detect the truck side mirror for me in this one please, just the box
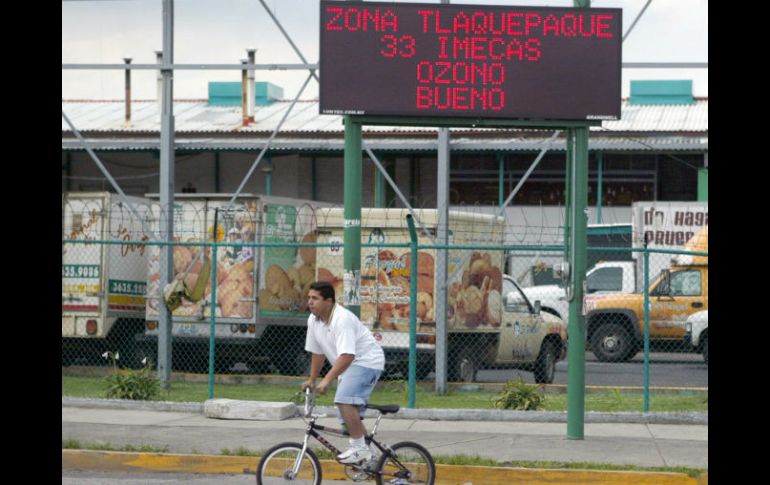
[533,300,542,315]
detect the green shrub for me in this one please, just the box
[102,351,160,401]
[493,375,544,410]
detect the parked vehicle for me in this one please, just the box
[519,260,637,321]
[314,208,567,383]
[142,194,329,374]
[62,192,154,367]
[684,310,708,364]
[584,226,708,362]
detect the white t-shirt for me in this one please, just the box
[305,304,385,371]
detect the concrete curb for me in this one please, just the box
[62,396,708,424]
[62,450,708,485]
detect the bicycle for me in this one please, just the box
[256,388,435,484]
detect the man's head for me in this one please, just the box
[307,281,335,319]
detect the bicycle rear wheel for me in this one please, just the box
[375,441,435,485]
[256,442,322,485]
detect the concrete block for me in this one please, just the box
[203,399,297,421]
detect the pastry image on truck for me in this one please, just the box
[62,192,154,367]
[142,194,328,374]
[314,208,567,383]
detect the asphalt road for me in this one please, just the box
[476,351,708,387]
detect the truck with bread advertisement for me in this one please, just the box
[314,208,567,383]
[142,194,328,374]
[62,192,154,367]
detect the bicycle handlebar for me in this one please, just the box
[303,387,316,418]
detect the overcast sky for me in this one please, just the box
[62,0,708,100]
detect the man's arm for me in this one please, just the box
[302,353,326,390]
[317,353,354,394]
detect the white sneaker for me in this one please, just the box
[337,445,372,464]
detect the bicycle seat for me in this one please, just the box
[366,403,400,414]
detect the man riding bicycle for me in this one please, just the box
[302,281,385,464]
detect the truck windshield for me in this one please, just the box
[586,267,623,293]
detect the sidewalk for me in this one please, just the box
[62,397,708,483]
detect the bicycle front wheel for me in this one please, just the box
[375,441,435,485]
[256,442,322,485]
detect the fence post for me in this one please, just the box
[406,214,418,409]
[208,209,219,399]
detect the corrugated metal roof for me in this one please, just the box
[62,98,707,135]
[61,135,706,152]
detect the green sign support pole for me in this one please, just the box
[566,126,589,440]
[343,116,362,317]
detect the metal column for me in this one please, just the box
[435,127,450,394]
[158,0,176,387]
[343,116,362,317]
[566,126,589,439]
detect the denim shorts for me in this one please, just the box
[334,364,382,416]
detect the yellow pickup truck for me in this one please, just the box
[584,226,708,362]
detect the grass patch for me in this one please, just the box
[62,439,168,453]
[62,375,707,413]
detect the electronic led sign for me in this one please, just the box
[320,1,622,120]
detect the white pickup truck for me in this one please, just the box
[518,261,636,321]
[684,310,708,364]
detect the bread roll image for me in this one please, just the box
[361,302,377,322]
[232,300,253,318]
[317,267,335,283]
[487,266,502,292]
[287,266,301,289]
[416,291,433,320]
[378,250,398,262]
[265,264,292,296]
[417,273,434,294]
[173,246,193,274]
[379,310,396,330]
[259,288,282,311]
[277,286,301,311]
[183,271,199,291]
[377,269,392,288]
[485,289,502,326]
[426,307,435,321]
[298,263,315,286]
[299,231,317,265]
[218,277,245,315]
[460,285,484,326]
[400,252,434,276]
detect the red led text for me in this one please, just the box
[325,6,398,31]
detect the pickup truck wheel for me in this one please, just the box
[449,347,478,382]
[533,341,557,384]
[591,323,634,362]
[702,334,708,364]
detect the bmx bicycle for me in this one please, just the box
[256,388,435,484]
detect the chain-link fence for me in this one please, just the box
[62,194,707,407]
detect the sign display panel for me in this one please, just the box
[320,1,622,120]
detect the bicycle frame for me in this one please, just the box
[293,410,389,478]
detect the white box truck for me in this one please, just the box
[142,194,329,374]
[314,208,567,383]
[62,192,154,367]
